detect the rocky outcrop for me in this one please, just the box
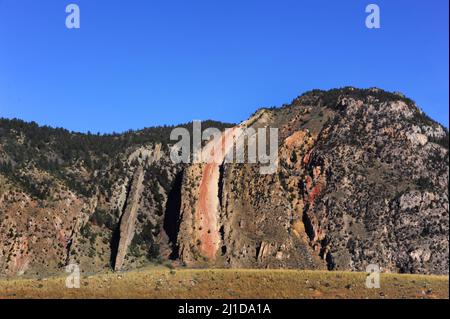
[113,143,171,271]
[177,115,274,265]
[176,112,326,269]
[175,88,449,274]
[0,88,448,276]
[114,166,145,271]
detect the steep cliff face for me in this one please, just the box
[176,88,449,274]
[294,94,449,274]
[177,116,268,265]
[113,144,165,271]
[0,132,181,276]
[114,166,145,271]
[176,105,328,269]
[0,88,448,276]
[0,119,232,276]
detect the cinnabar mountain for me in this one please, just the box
[0,87,448,277]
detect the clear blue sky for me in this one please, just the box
[0,0,448,133]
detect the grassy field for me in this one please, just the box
[0,267,448,299]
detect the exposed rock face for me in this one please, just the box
[0,88,448,276]
[0,138,182,276]
[177,119,262,264]
[293,94,449,274]
[176,88,449,274]
[113,145,165,271]
[177,109,329,270]
[114,166,145,271]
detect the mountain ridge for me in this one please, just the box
[0,87,448,277]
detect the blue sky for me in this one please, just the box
[0,0,448,132]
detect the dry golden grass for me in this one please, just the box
[0,267,448,299]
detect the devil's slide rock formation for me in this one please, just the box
[0,88,448,276]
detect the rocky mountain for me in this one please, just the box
[0,87,448,277]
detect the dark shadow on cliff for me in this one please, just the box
[163,171,183,259]
[109,222,121,269]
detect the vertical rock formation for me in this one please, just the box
[177,128,240,263]
[192,126,250,261]
[175,88,449,274]
[114,166,145,271]
[177,113,289,265]
[195,161,221,260]
[177,124,241,263]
